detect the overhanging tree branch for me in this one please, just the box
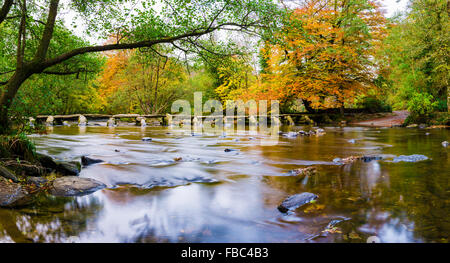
[41,69,96,75]
[41,22,261,70]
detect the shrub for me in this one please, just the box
[407,92,438,117]
[0,133,36,161]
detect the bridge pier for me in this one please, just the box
[78,115,87,126]
[249,115,258,126]
[165,114,173,126]
[46,116,54,126]
[285,115,295,126]
[107,117,116,127]
[28,117,35,127]
[272,116,281,126]
[136,117,146,127]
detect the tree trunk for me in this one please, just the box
[302,100,314,113]
[0,68,33,134]
[340,105,345,116]
[448,85,449,113]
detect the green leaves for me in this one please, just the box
[381,0,449,115]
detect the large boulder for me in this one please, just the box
[36,153,58,170]
[0,177,29,207]
[50,176,106,197]
[2,159,46,177]
[278,192,319,213]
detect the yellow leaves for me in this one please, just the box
[322,227,342,234]
[303,203,325,214]
[243,0,385,109]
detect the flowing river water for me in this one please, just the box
[0,124,448,243]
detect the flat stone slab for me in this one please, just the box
[0,177,29,207]
[50,176,106,197]
[278,192,319,213]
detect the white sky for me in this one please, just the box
[381,0,408,17]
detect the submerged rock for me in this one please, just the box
[333,155,383,165]
[278,192,318,213]
[282,132,298,138]
[288,166,317,177]
[361,156,383,162]
[0,166,19,183]
[315,128,326,135]
[392,154,429,163]
[56,161,81,176]
[81,156,104,166]
[50,176,106,197]
[0,177,29,207]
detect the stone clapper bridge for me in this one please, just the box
[29,113,327,127]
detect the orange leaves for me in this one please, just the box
[242,0,387,110]
[97,50,130,103]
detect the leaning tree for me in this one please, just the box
[0,0,281,133]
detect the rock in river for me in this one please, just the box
[81,156,104,166]
[50,176,106,197]
[56,161,81,176]
[278,192,319,213]
[0,177,29,207]
[288,166,317,177]
[36,153,58,170]
[392,154,429,163]
[333,155,383,164]
[224,148,238,152]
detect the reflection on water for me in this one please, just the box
[0,125,448,243]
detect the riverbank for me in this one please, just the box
[350,110,409,127]
[0,134,106,207]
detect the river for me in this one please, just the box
[0,125,448,243]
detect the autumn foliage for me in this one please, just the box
[238,0,387,111]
